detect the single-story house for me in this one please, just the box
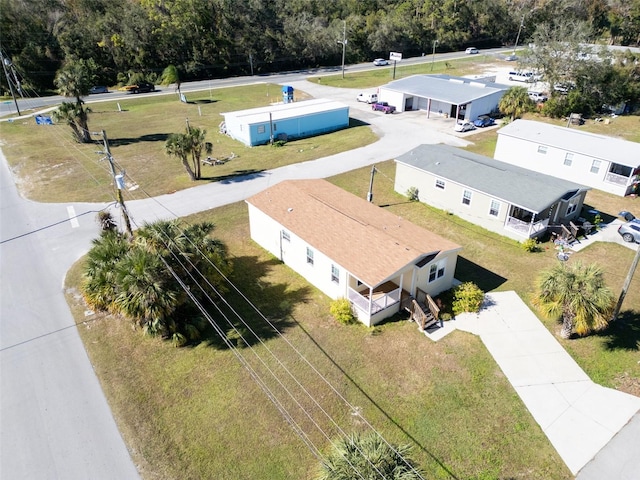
[377,74,509,121]
[220,98,349,147]
[246,179,462,327]
[394,144,590,241]
[494,119,640,197]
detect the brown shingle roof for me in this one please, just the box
[246,179,461,286]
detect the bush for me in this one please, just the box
[329,298,357,325]
[406,186,419,202]
[521,238,540,252]
[452,282,484,316]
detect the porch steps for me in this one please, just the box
[408,298,439,331]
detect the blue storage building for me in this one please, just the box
[220,98,349,147]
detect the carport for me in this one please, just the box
[377,74,509,122]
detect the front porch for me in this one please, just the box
[348,280,402,326]
[505,206,548,238]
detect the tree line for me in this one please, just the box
[1,0,640,92]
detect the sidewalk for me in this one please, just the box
[424,291,640,476]
[569,218,639,253]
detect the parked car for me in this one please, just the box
[371,102,396,114]
[89,85,108,94]
[617,214,640,243]
[528,91,548,103]
[465,47,479,54]
[373,58,389,66]
[508,71,537,83]
[454,121,476,132]
[473,115,495,128]
[119,82,156,94]
[553,83,573,95]
[356,92,378,104]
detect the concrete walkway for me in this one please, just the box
[425,291,640,476]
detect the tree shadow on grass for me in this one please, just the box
[454,256,507,292]
[109,133,171,147]
[201,255,311,349]
[594,310,640,351]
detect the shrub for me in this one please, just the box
[406,186,419,201]
[521,238,540,252]
[452,282,484,316]
[329,298,356,325]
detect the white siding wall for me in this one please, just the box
[223,115,251,146]
[416,253,458,297]
[378,90,405,112]
[395,163,526,240]
[247,204,349,300]
[494,134,625,196]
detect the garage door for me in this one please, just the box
[417,97,428,111]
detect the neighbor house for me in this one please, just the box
[377,74,509,121]
[395,145,590,241]
[494,119,640,197]
[220,98,349,147]
[246,179,462,327]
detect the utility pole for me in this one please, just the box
[431,40,439,71]
[1,52,20,116]
[367,165,376,202]
[338,20,347,79]
[96,130,134,238]
[513,14,525,57]
[611,244,640,321]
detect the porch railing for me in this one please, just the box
[505,216,548,236]
[348,286,401,315]
[605,171,630,187]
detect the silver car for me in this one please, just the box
[617,211,640,243]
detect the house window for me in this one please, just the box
[435,179,445,190]
[462,190,472,206]
[537,145,548,154]
[428,259,446,283]
[306,247,314,265]
[609,163,632,177]
[567,202,578,216]
[590,159,601,174]
[489,199,500,217]
[331,265,339,284]
[282,230,290,242]
[564,153,573,166]
[257,125,266,134]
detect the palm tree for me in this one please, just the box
[317,432,423,480]
[53,60,93,143]
[186,126,210,180]
[165,133,196,180]
[160,64,181,98]
[499,86,533,121]
[532,262,614,338]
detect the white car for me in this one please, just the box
[454,121,476,132]
[356,92,378,104]
[373,58,389,66]
[528,91,548,103]
[465,47,479,54]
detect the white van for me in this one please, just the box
[508,71,536,82]
[356,92,378,104]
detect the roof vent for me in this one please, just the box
[287,208,293,212]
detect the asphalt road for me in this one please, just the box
[0,47,515,117]
[0,154,139,479]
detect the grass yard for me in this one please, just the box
[65,158,639,480]
[0,85,376,202]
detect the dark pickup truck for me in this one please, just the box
[371,101,396,114]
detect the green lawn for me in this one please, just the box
[0,85,376,202]
[65,159,639,479]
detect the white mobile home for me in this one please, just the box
[395,145,590,241]
[246,179,462,327]
[377,74,509,121]
[221,98,349,147]
[494,120,640,197]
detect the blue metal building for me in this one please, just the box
[220,98,349,146]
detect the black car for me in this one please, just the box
[134,82,155,93]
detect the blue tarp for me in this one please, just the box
[35,115,53,125]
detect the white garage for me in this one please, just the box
[377,74,509,122]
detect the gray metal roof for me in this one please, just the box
[221,98,348,125]
[396,144,589,213]
[381,74,509,104]
[498,119,640,168]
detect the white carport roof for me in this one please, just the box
[380,74,509,104]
